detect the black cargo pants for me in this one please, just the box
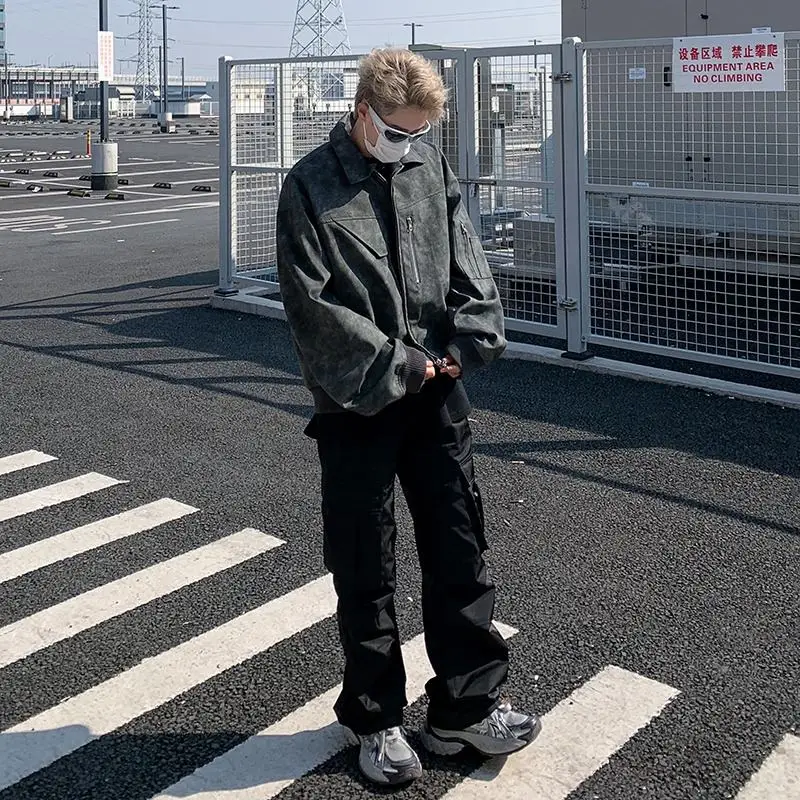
[305,378,509,735]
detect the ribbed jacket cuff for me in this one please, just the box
[401,345,429,393]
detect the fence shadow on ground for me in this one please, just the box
[0,272,798,537]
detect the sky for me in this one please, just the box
[7,0,562,78]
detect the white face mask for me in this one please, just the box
[364,130,412,163]
[363,104,429,163]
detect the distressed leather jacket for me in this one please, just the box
[276,116,506,416]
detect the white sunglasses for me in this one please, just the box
[367,104,431,144]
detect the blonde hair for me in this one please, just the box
[354,48,448,121]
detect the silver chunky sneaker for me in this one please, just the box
[345,725,423,785]
[420,702,542,756]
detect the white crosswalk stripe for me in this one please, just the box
[0,472,124,523]
[0,528,284,668]
[735,734,800,799]
[0,449,56,476]
[0,447,788,799]
[0,498,198,584]
[0,574,337,791]
[441,666,679,800]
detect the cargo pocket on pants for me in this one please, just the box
[455,444,488,554]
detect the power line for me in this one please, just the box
[166,10,561,49]
[171,4,560,27]
[352,9,560,27]
[440,34,561,46]
[172,35,560,53]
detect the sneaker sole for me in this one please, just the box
[421,716,543,758]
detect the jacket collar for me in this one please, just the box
[330,115,425,185]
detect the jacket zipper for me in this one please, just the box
[460,221,479,267]
[406,216,421,283]
[389,179,442,364]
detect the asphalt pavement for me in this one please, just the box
[0,121,798,800]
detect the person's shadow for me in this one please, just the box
[0,722,502,798]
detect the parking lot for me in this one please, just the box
[0,120,219,245]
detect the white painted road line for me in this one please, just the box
[88,166,218,180]
[89,189,185,199]
[0,498,198,585]
[0,449,56,476]
[115,202,219,217]
[0,166,217,200]
[0,169,216,198]
[0,157,89,168]
[51,218,182,235]
[0,574,337,792]
[0,159,176,173]
[0,185,216,203]
[151,622,518,800]
[0,194,218,215]
[0,473,124,524]
[0,203,215,232]
[441,665,679,800]
[0,528,284,668]
[129,137,219,145]
[0,160,178,180]
[158,177,220,187]
[735,734,800,799]
[8,217,115,233]
[0,214,69,230]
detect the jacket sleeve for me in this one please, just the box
[276,172,429,416]
[442,153,507,376]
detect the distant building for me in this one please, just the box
[562,0,800,41]
[2,67,97,119]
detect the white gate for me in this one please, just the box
[214,43,576,345]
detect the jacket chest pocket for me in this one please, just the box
[328,217,389,261]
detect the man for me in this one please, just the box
[276,48,541,786]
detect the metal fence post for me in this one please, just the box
[457,51,481,230]
[559,37,590,359]
[215,55,237,297]
[278,62,294,169]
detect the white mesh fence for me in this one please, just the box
[582,37,800,373]
[219,40,800,378]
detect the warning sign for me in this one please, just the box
[97,30,114,83]
[673,32,785,93]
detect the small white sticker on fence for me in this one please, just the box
[673,33,785,93]
[629,67,647,80]
[97,31,114,83]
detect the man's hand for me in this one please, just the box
[442,354,462,378]
[424,356,461,383]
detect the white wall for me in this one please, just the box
[563,0,800,41]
